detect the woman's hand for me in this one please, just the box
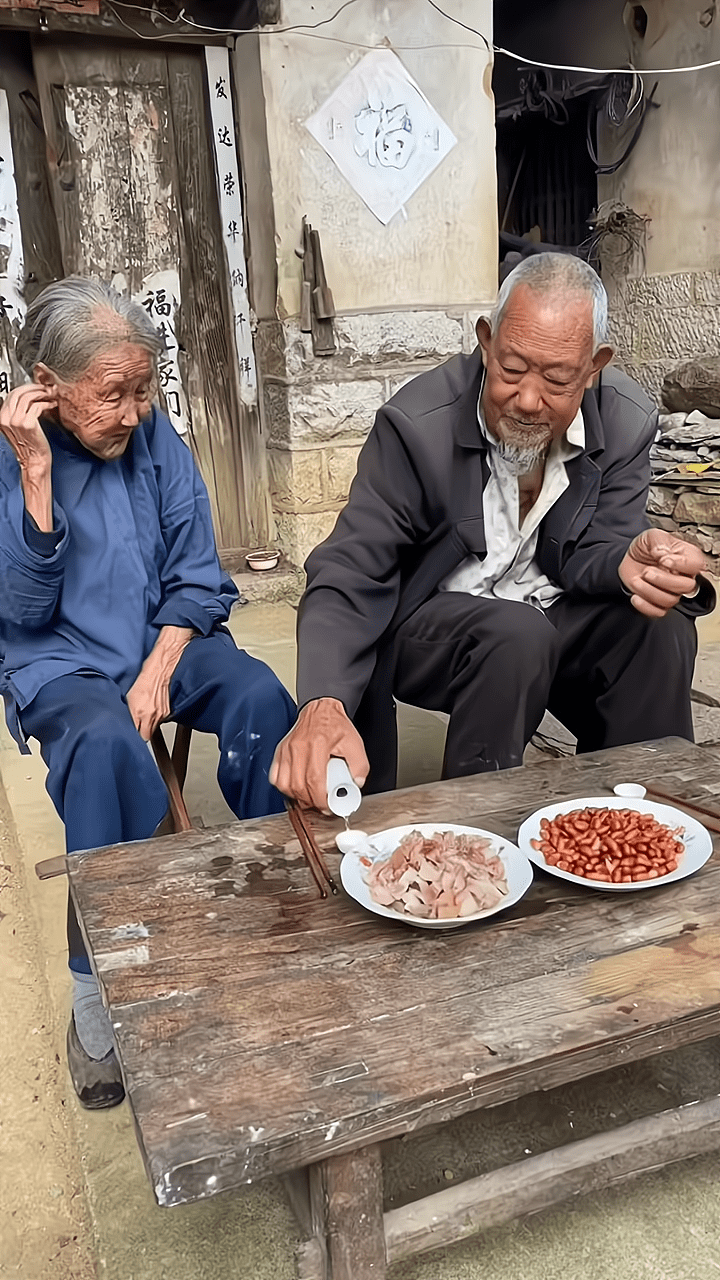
[0,384,56,531]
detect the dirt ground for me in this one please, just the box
[0,779,95,1280]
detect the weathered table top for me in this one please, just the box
[68,738,720,1208]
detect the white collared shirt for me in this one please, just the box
[439,398,585,610]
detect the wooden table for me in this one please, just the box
[68,738,720,1279]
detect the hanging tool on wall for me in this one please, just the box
[297,216,336,356]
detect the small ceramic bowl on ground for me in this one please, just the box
[245,550,279,572]
[339,822,534,930]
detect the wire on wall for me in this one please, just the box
[104,0,720,74]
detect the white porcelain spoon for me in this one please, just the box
[335,828,383,857]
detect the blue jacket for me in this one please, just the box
[0,406,237,749]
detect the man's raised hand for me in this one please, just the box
[270,697,369,813]
[619,528,706,618]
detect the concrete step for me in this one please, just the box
[229,559,304,607]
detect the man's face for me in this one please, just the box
[39,343,154,460]
[477,285,612,457]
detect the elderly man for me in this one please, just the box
[0,277,295,1108]
[272,254,714,810]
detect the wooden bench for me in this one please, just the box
[66,738,720,1277]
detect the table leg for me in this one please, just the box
[312,1145,386,1280]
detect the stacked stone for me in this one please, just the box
[257,309,481,566]
[648,410,720,571]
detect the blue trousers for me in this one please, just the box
[20,630,296,973]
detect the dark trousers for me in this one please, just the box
[392,593,697,779]
[20,630,296,974]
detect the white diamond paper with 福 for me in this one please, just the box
[305,49,457,226]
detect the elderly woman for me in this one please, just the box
[0,278,295,1109]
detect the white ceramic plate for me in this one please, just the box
[339,822,534,929]
[517,796,713,892]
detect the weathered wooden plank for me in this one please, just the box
[166,48,273,550]
[34,854,67,880]
[384,1095,720,1262]
[307,1163,328,1279]
[71,737,720,891]
[113,954,720,1199]
[30,41,271,552]
[0,7,232,43]
[32,43,179,293]
[0,39,63,303]
[281,1168,312,1236]
[323,1146,385,1280]
[67,739,720,1201]
[295,1237,326,1280]
[93,875,720,1193]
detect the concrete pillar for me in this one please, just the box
[233,0,496,565]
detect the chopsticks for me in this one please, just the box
[639,784,720,835]
[285,800,339,897]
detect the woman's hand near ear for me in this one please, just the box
[0,384,57,531]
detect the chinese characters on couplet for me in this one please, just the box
[141,288,173,318]
[205,44,257,402]
[137,272,189,436]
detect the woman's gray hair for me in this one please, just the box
[491,253,609,352]
[16,277,163,380]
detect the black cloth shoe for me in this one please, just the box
[66,1014,125,1110]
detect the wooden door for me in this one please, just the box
[0,34,64,393]
[32,38,273,555]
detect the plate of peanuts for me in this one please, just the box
[517,796,712,890]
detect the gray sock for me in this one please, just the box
[71,971,115,1061]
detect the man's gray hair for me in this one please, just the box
[491,253,609,352]
[16,277,163,381]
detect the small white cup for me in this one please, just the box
[613,783,647,799]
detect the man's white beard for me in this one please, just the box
[492,419,553,476]
[493,437,551,476]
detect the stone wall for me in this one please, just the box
[648,412,720,573]
[598,1,720,401]
[257,309,480,565]
[607,270,720,404]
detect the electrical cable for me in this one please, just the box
[586,79,660,175]
[110,0,365,37]
[105,0,720,73]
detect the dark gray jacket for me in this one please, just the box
[296,352,703,782]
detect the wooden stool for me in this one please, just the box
[149,723,194,834]
[35,723,194,881]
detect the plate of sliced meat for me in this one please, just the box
[339,823,533,929]
[517,797,713,891]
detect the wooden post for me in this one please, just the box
[322,1146,386,1280]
